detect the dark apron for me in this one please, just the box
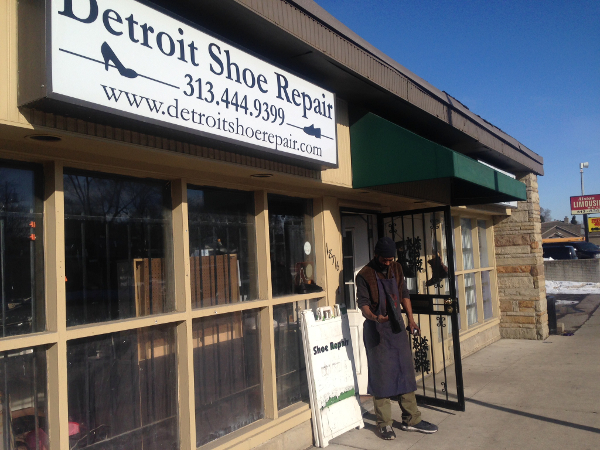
[363,275,417,397]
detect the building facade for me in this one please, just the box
[1,1,546,449]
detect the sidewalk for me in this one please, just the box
[316,298,600,450]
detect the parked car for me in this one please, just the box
[567,241,600,259]
[543,241,600,259]
[543,245,578,260]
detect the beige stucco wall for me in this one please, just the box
[321,99,352,188]
[0,0,30,127]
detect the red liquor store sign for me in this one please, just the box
[571,194,600,214]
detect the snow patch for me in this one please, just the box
[546,280,600,294]
[555,300,579,305]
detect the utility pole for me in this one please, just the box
[581,162,589,242]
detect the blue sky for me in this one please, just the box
[315,0,600,221]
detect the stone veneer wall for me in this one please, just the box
[493,173,549,340]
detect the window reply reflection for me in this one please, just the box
[67,326,178,450]
[193,310,262,447]
[274,299,319,410]
[188,186,258,308]
[268,195,320,297]
[478,220,489,268]
[460,218,474,270]
[465,273,478,326]
[0,163,45,337]
[0,347,47,450]
[64,170,174,326]
[482,271,493,320]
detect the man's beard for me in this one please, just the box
[373,258,388,272]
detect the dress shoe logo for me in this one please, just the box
[303,124,321,138]
[287,123,333,140]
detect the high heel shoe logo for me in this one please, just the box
[101,42,137,79]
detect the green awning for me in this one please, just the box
[350,113,527,206]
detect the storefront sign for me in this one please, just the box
[588,217,600,232]
[21,0,337,167]
[301,307,363,447]
[571,195,600,215]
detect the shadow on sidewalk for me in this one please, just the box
[466,398,600,434]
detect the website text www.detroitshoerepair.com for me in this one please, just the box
[101,84,323,157]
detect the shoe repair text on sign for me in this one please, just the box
[313,338,350,355]
[22,0,337,167]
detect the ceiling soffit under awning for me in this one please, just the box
[350,113,527,206]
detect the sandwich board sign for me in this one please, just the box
[301,306,364,447]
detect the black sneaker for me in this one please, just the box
[379,425,396,440]
[399,420,438,434]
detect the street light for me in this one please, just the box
[580,162,589,195]
[580,162,589,241]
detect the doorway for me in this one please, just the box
[340,211,378,394]
[340,207,465,411]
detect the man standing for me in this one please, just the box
[356,237,438,440]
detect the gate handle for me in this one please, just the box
[444,299,454,313]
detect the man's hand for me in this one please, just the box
[360,305,389,324]
[376,315,389,324]
[408,320,420,336]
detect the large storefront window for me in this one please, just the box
[268,195,319,297]
[188,186,257,308]
[193,310,262,446]
[0,347,47,450]
[0,163,44,336]
[64,170,174,326]
[67,326,178,450]
[273,299,319,410]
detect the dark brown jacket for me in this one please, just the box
[356,259,408,312]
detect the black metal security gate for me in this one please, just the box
[378,206,465,411]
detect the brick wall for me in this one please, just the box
[493,173,549,340]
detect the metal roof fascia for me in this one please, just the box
[282,0,543,169]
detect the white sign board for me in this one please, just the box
[301,307,364,447]
[42,0,337,166]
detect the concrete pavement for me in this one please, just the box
[315,297,600,450]
[554,293,600,334]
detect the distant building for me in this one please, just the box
[542,217,584,241]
